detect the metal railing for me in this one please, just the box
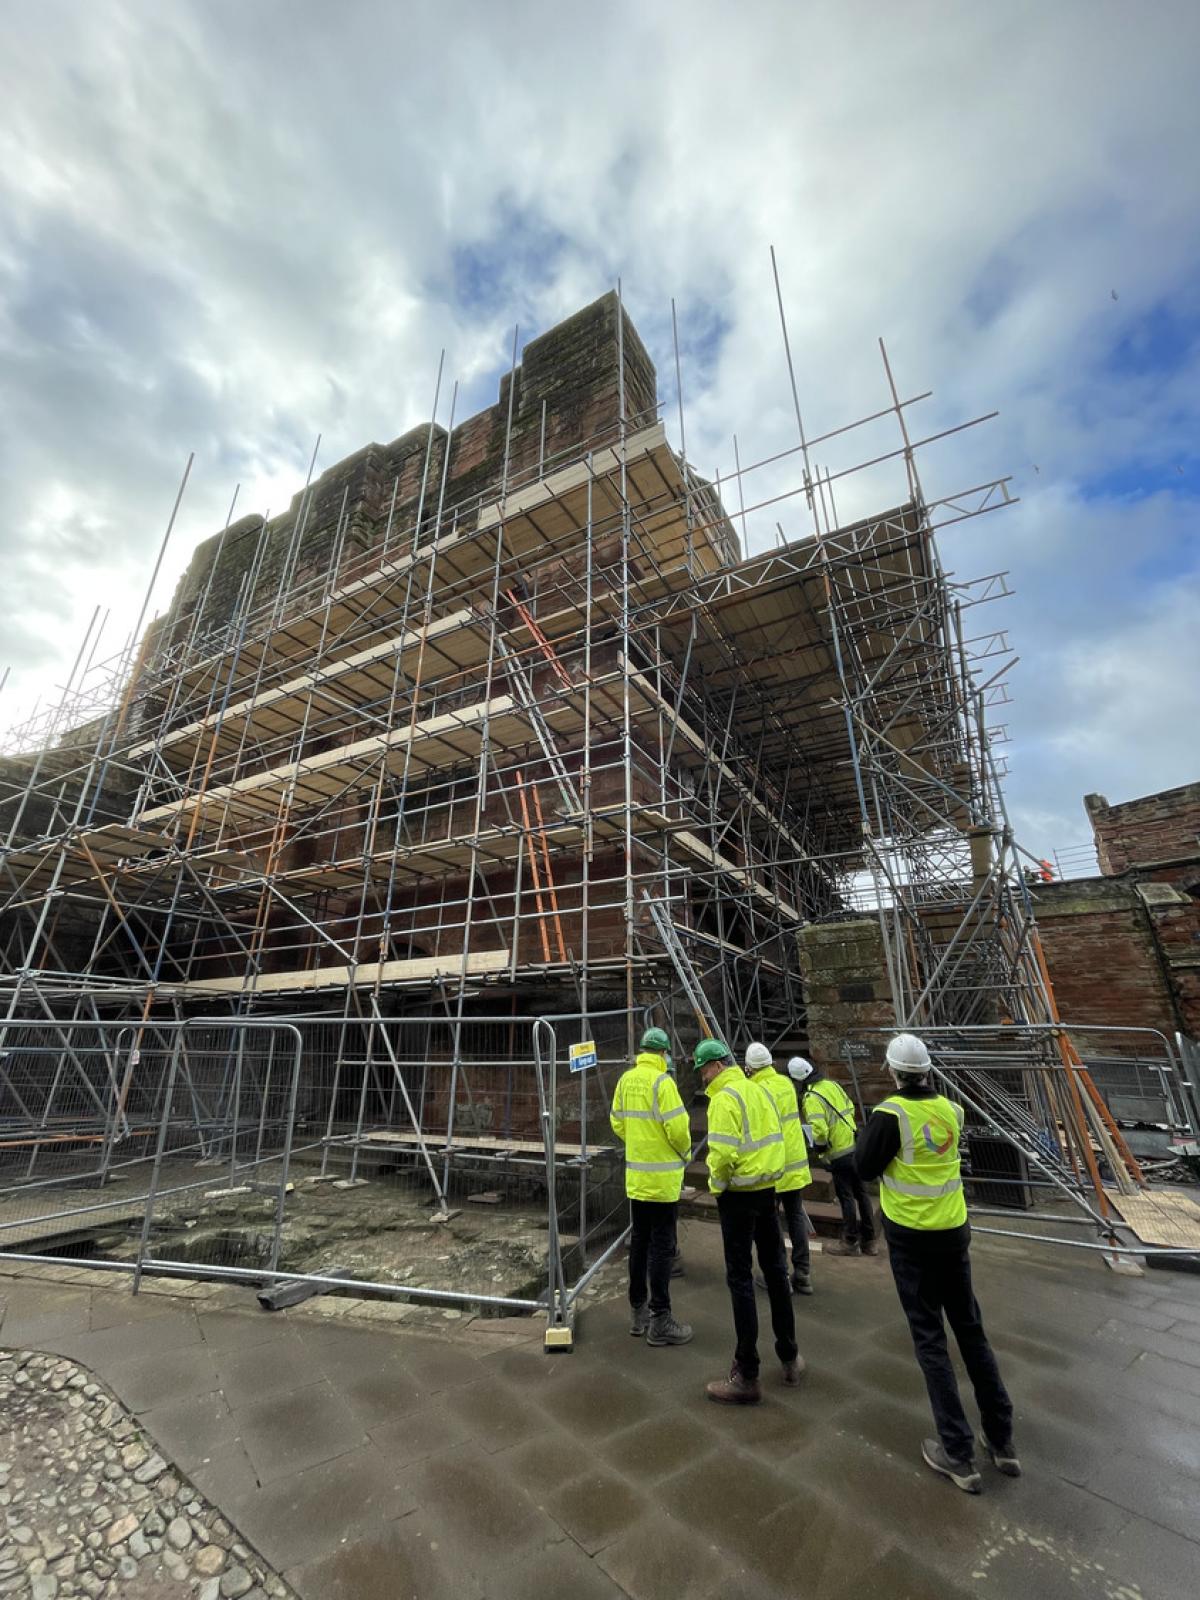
[844,1023,1200,1261]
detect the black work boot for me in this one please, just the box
[646,1312,693,1346]
[629,1303,650,1337]
[823,1239,860,1257]
[922,1438,982,1494]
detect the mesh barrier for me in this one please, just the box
[0,1019,185,1258]
[0,1009,637,1321]
[844,1023,1200,1254]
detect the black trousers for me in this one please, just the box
[628,1198,678,1315]
[830,1152,876,1244]
[888,1232,1014,1462]
[717,1189,798,1378]
[776,1188,811,1274]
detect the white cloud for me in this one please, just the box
[1,0,1198,850]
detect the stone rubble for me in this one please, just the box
[0,1350,297,1600]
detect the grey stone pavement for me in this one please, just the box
[3,1224,1200,1600]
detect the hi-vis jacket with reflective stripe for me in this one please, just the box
[705,1066,785,1196]
[748,1067,811,1192]
[873,1092,967,1230]
[802,1077,857,1158]
[610,1052,692,1202]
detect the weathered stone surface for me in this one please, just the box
[0,1349,297,1600]
[132,1453,167,1484]
[105,1513,137,1546]
[798,916,896,1096]
[167,1514,192,1550]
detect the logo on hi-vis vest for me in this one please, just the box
[922,1119,956,1155]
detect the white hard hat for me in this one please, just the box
[744,1041,773,1070]
[787,1056,814,1081]
[885,1033,932,1075]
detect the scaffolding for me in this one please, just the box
[2,279,1181,1280]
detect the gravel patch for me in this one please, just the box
[0,1350,294,1599]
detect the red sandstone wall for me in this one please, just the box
[1036,775,1200,1042]
[1086,783,1200,875]
[1032,879,1183,1036]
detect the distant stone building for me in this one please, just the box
[1036,782,1200,1042]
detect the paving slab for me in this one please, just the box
[101,1338,223,1411]
[657,1448,798,1562]
[541,1466,648,1555]
[1087,1448,1200,1544]
[230,1442,421,1571]
[490,1426,594,1495]
[138,1385,241,1467]
[213,1326,330,1406]
[597,1407,719,1481]
[287,1508,483,1600]
[367,1397,476,1465]
[529,1362,668,1440]
[442,1371,551,1452]
[483,1534,628,1599]
[324,1344,431,1424]
[234,1377,370,1484]
[195,1304,286,1352]
[187,1436,263,1505]
[594,1508,738,1600]
[402,1439,566,1573]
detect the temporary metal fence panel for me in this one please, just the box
[0,1016,179,1259]
[0,1008,635,1341]
[0,1017,301,1274]
[134,1019,302,1288]
[845,1022,1200,1261]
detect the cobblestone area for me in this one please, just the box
[0,1350,294,1600]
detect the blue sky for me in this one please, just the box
[0,0,1198,855]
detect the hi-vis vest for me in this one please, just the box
[874,1093,967,1230]
[610,1052,692,1202]
[706,1066,785,1195]
[749,1068,811,1192]
[802,1078,857,1158]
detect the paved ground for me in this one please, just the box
[2,1225,1200,1600]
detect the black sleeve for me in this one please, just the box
[854,1109,900,1182]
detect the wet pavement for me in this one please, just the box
[3,1223,1200,1600]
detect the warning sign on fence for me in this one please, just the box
[569,1040,598,1073]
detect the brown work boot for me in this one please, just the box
[781,1354,807,1386]
[860,1239,880,1257]
[705,1364,762,1405]
[824,1239,860,1257]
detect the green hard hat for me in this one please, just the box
[640,1026,671,1053]
[694,1037,733,1069]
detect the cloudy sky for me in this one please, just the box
[1,0,1197,856]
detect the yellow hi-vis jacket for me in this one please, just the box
[874,1092,967,1230]
[610,1052,692,1202]
[705,1066,785,1196]
[802,1077,858,1158]
[749,1067,811,1192]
